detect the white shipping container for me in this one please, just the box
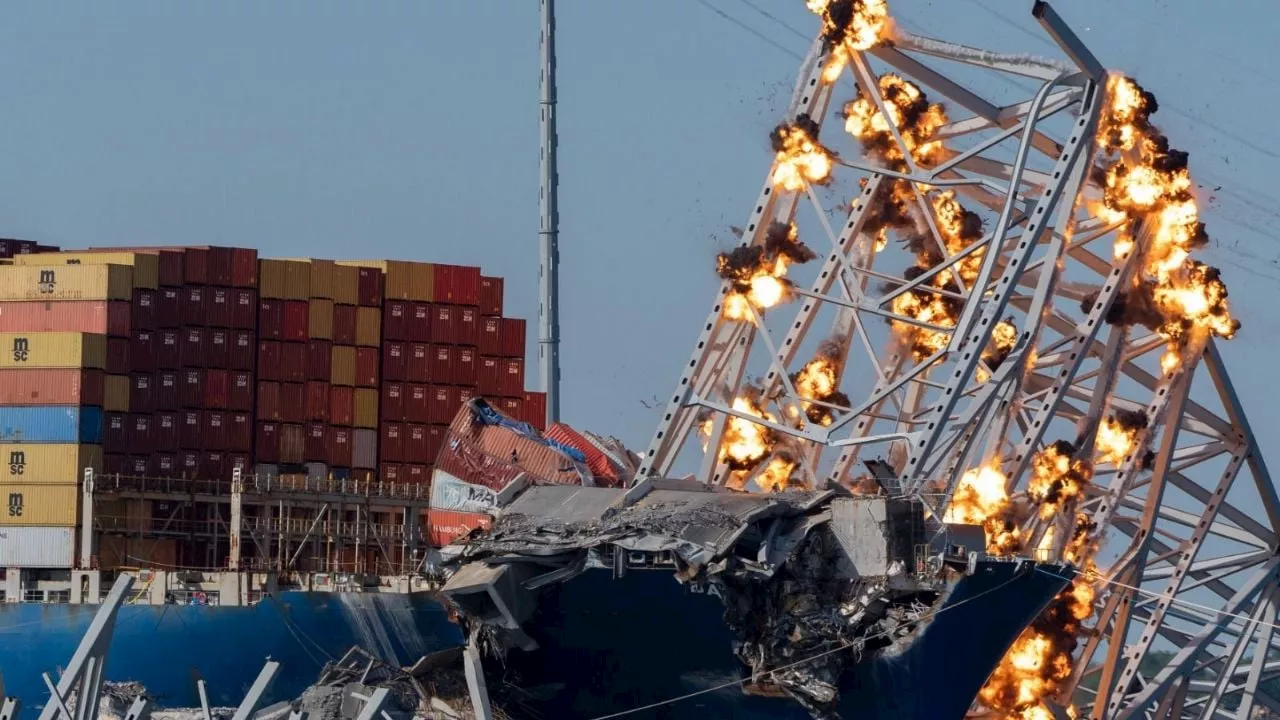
[430,470,499,513]
[353,429,377,470]
[0,526,75,568]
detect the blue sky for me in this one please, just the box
[1,1,1277,450]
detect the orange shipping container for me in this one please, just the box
[308,299,334,340]
[336,260,431,302]
[330,346,356,386]
[0,300,131,337]
[355,307,381,347]
[258,259,311,300]
[353,388,379,429]
[426,508,492,547]
[331,264,360,305]
[0,368,106,406]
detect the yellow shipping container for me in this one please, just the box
[309,299,334,340]
[0,332,108,369]
[278,258,338,300]
[355,307,382,347]
[330,346,356,386]
[104,375,130,412]
[1,484,80,526]
[337,260,433,301]
[354,389,379,429]
[331,264,360,305]
[0,265,132,301]
[1,444,102,484]
[259,259,311,300]
[12,252,159,290]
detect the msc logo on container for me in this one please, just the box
[6,492,22,518]
[37,269,57,294]
[11,337,29,362]
[7,451,25,476]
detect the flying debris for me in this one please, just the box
[717,222,818,320]
[807,0,891,82]
[770,114,836,191]
[844,74,947,166]
[1027,440,1092,520]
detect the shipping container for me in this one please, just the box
[232,248,259,288]
[458,387,476,408]
[132,289,156,331]
[456,309,479,348]
[203,369,228,409]
[130,330,156,372]
[329,385,354,427]
[0,444,101,484]
[432,265,482,306]
[280,342,306,384]
[157,288,181,327]
[157,330,181,369]
[206,247,235,287]
[501,358,525,398]
[0,526,75,568]
[180,328,205,368]
[381,423,404,463]
[127,456,150,476]
[180,287,206,327]
[154,411,178,451]
[406,385,430,424]
[497,397,523,420]
[355,267,383,307]
[230,330,254,371]
[14,252,157,289]
[258,259,310,300]
[229,412,253,452]
[354,389,378,429]
[0,369,105,407]
[431,346,456,386]
[430,306,459,345]
[331,264,360,305]
[283,301,309,341]
[353,429,377,469]
[0,485,80,526]
[257,341,280,382]
[233,289,256,329]
[201,451,226,481]
[355,307,381,347]
[229,370,252,411]
[0,239,40,257]
[154,452,176,475]
[479,276,504,316]
[293,258,335,300]
[545,423,621,485]
[328,427,353,467]
[355,347,379,388]
[179,450,200,477]
[381,463,403,483]
[256,422,279,463]
[478,316,502,357]
[500,317,526,358]
[336,260,424,302]
[180,369,205,409]
[404,424,428,464]
[430,470,500,514]
[407,343,430,383]
[104,414,127,453]
[384,301,408,341]
[456,348,477,386]
[382,383,405,423]
[106,337,130,375]
[523,391,547,431]
[426,508,492,547]
[409,303,431,342]
[306,340,331,381]
[0,300,130,337]
[308,299,334,340]
[0,332,107,369]
[154,371,179,410]
[256,381,281,422]
[180,411,202,450]
[305,423,326,463]
[258,299,283,340]
[382,342,407,382]
[333,305,356,345]
[207,288,232,328]
[0,407,103,443]
[478,356,502,397]
[428,386,459,425]
[104,374,129,412]
[304,381,329,422]
[280,383,305,424]
[405,464,430,485]
[330,345,356,386]
[130,373,154,413]
[0,264,132,302]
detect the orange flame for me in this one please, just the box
[771,118,835,191]
[808,0,891,82]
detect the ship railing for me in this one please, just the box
[91,471,433,501]
[95,514,222,536]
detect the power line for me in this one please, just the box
[727,0,810,42]
[690,0,803,61]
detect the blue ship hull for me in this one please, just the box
[0,591,464,709]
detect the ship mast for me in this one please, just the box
[538,0,561,425]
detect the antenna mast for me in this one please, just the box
[538,0,561,425]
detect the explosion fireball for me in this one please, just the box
[807,0,891,82]
[770,114,836,191]
[718,222,818,321]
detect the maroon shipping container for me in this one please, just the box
[333,305,357,345]
[229,371,253,411]
[382,342,407,382]
[433,264,481,305]
[257,381,281,422]
[180,369,205,409]
[207,329,230,369]
[203,411,228,451]
[405,464,430,485]
[431,346,456,386]
[500,317,526,358]
[404,424,428,464]
[256,422,279,464]
[229,453,251,478]
[409,303,431,342]
[132,289,157,331]
[204,369,229,409]
[501,358,525,398]
[180,287,206,327]
[233,289,256,329]
[232,248,259,288]
[282,300,308,341]
[355,267,383,307]
[230,330,254,371]
[477,356,502,396]
[305,381,329,422]
[429,386,459,425]
[381,463,403,483]
[458,387,476,409]
[328,427,354,467]
[155,371,179,410]
[208,247,234,287]
[381,423,404,463]
[259,299,283,340]
[257,341,281,382]
[229,412,252,452]
[131,331,156,372]
[157,288,181,328]
[456,348,477,386]
[129,373,154,413]
[154,411,178,451]
[208,288,232,328]
[129,415,152,455]
[356,347,379,388]
[127,456,149,477]
[179,411,202,450]
[307,340,331,381]
[280,382,305,424]
[458,308,480,346]
[157,329,181,369]
[430,306,459,345]
[104,413,128,454]
[382,383,405,422]
[427,424,446,462]
[153,452,176,476]
[202,452,226,481]
[305,423,326,462]
[330,386,355,427]
[280,342,307,383]
[107,337,130,375]
[406,385,430,424]
[102,454,125,477]
[174,248,207,286]
[478,316,502,356]
[180,328,205,368]
[478,276,503,316]
[407,343,430,383]
[384,301,409,341]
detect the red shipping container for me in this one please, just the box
[381,463,403,483]
[382,342,407,382]
[280,342,307,383]
[280,382,305,424]
[328,427,353,467]
[305,422,326,462]
[180,287,206,327]
[431,346,456,386]
[356,347,379,388]
[330,386,355,426]
[405,424,429,464]
[104,413,128,453]
[107,337,130,375]
[130,414,152,455]
[500,317,525,358]
[180,328,205,368]
[127,456,149,477]
[501,358,525,398]
[204,411,228,451]
[202,452,227,481]
[427,424,446,461]
[406,385,430,424]
[458,307,480,346]
[384,301,409,341]
[155,370,179,410]
[0,300,131,336]
[179,450,200,477]
[307,340,331,381]
[381,423,404,463]
[153,411,178,451]
[430,306,459,345]
[432,265,481,306]
[207,329,230,369]
[407,343,430,383]
[282,300,308,341]
[259,299,283,340]
[142,250,183,288]
[256,422,279,464]
[382,383,405,422]
[257,382,281,422]
[305,381,329,422]
[257,341,281,382]
[233,289,256,329]
[130,331,156,372]
[409,303,431,342]
[478,356,502,396]
[459,387,477,407]
[208,288,232,328]
[207,247,234,286]
[232,248,259,288]
[427,509,492,547]
[180,369,205,409]
[229,370,253,411]
[0,369,103,406]
[429,385,459,425]
[229,412,252,452]
[204,369,229,409]
[333,305,357,345]
[129,373,154,413]
[230,330,254,371]
[456,348,478,386]
[523,391,547,431]
[157,329,181,369]
[157,288,181,328]
[355,267,383,307]
[405,464,430,484]
[478,316,502,356]
[478,276,503,316]
[154,453,176,476]
[177,248,208,285]
[132,290,157,331]
[498,397,523,419]
[229,453,251,477]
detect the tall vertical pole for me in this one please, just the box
[538,0,561,425]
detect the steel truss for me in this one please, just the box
[634,2,1280,717]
